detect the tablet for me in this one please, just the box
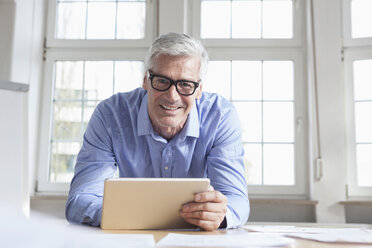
[101,178,210,230]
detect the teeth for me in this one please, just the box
[161,105,178,110]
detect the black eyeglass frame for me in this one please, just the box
[148,72,200,96]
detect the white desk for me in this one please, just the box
[4,211,372,248]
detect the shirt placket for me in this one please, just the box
[161,145,172,177]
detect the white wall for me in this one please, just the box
[0,87,29,215]
[0,0,45,196]
[26,0,46,196]
[310,0,347,223]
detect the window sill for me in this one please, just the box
[31,194,68,201]
[251,198,318,206]
[340,200,372,206]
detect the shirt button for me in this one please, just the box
[164,166,169,170]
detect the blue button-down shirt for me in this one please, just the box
[66,88,249,228]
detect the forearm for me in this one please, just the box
[65,193,103,226]
[225,194,250,229]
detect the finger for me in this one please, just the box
[180,210,221,221]
[195,190,227,203]
[182,218,221,231]
[182,202,227,214]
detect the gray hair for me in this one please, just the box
[144,32,209,81]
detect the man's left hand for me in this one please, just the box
[180,186,227,231]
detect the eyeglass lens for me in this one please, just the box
[151,75,197,95]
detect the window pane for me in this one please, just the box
[203,61,231,100]
[57,2,86,39]
[263,144,294,185]
[84,61,114,100]
[50,142,80,182]
[201,1,231,38]
[53,101,83,141]
[232,61,262,100]
[232,0,261,38]
[263,61,293,100]
[351,0,372,38]
[83,101,99,124]
[114,61,144,93]
[355,102,372,143]
[201,0,293,39]
[262,0,293,38]
[356,144,372,186]
[56,0,147,39]
[234,102,262,142]
[117,2,146,39]
[263,102,293,142]
[244,144,262,185]
[86,3,116,39]
[55,61,84,99]
[353,60,372,101]
[50,60,145,183]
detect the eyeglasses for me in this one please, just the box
[148,72,200,96]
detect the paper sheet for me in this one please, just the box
[286,229,372,244]
[75,234,156,247]
[157,233,294,247]
[244,225,372,244]
[244,225,358,234]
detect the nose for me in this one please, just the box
[165,84,180,101]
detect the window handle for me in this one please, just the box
[296,117,303,134]
[315,158,323,181]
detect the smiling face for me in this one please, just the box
[142,54,203,140]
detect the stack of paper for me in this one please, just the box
[244,225,372,244]
[157,233,294,247]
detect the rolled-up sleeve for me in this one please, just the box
[206,106,250,229]
[65,106,116,226]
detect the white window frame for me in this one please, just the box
[37,0,157,193]
[190,0,303,48]
[342,0,372,47]
[190,0,308,198]
[343,0,372,198]
[46,0,156,48]
[344,50,372,199]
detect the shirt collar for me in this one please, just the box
[137,93,153,136]
[137,93,200,140]
[179,102,199,140]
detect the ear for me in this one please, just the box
[195,83,203,100]
[142,75,148,90]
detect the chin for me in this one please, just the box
[159,118,183,129]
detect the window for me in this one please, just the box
[38,0,307,196]
[192,0,307,197]
[50,60,144,183]
[56,0,146,39]
[38,0,155,192]
[204,60,295,186]
[200,0,293,39]
[343,0,372,197]
[46,0,154,47]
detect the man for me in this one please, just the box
[66,32,249,231]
